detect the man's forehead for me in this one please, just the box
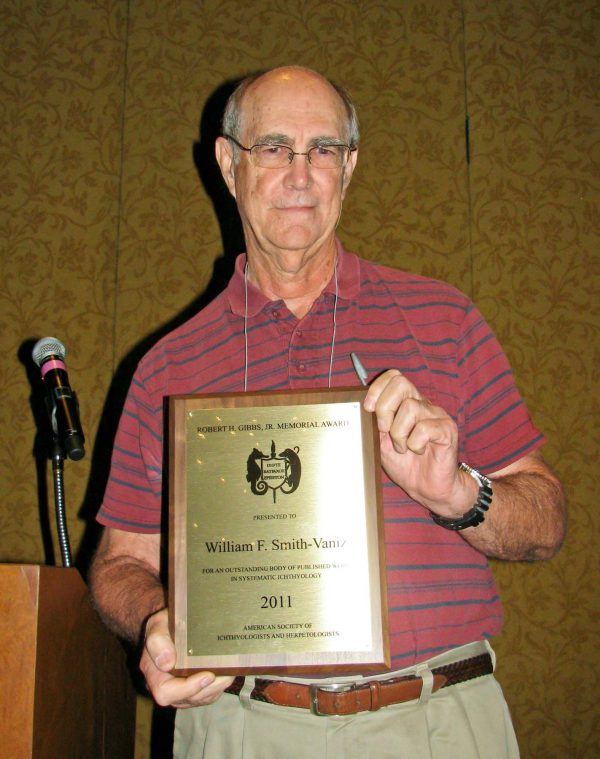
[240,70,346,140]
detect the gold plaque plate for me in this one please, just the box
[169,389,389,675]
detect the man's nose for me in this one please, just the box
[284,153,312,187]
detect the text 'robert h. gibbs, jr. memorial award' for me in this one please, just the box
[169,388,389,675]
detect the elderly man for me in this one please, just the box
[90,66,566,758]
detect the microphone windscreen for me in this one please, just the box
[32,337,66,367]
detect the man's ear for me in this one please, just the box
[341,147,358,197]
[215,136,237,198]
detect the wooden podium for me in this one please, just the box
[0,564,136,759]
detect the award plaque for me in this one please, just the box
[169,388,389,675]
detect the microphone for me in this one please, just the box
[32,337,85,461]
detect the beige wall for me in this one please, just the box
[1,1,597,757]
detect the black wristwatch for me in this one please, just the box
[431,463,493,531]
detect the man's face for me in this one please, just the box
[217,70,357,264]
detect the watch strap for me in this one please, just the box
[431,463,493,531]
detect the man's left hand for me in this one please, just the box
[363,369,476,519]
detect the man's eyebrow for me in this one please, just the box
[254,133,293,145]
[307,135,346,146]
[253,133,345,146]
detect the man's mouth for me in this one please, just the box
[274,203,316,211]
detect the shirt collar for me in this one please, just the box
[227,238,361,317]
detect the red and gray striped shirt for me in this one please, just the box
[98,242,544,667]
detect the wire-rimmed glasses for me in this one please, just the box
[224,135,355,169]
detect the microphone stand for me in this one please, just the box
[50,437,72,568]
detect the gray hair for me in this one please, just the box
[221,67,360,154]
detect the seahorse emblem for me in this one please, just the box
[246,441,301,503]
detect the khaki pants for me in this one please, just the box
[174,641,519,759]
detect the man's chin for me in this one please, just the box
[270,233,333,255]
[262,228,323,254]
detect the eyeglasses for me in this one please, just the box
[224,135,355,169]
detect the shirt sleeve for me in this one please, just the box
[456,301,545,473]
[96,362,165,533]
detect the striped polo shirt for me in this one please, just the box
[98,241,544,668]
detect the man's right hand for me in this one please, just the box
[140,609,235,708]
